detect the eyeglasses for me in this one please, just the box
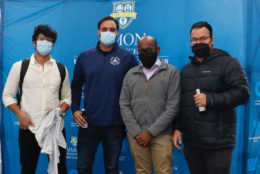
[190,36,211,44]
[37,36,54,42]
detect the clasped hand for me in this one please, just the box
[136,131,152,148]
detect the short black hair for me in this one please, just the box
[32,24,57,43]
[98,16,119,30]
[190,21,213,38]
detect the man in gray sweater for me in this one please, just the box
[119,36,181,174]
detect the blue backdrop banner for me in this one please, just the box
[244,0,260,173]
[0,0,258,174]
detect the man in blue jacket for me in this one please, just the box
[71,16,138,174]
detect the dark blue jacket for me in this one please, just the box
[71,42,138,127]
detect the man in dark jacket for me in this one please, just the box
[172,21,249,174]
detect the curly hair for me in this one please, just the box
[32,24,57,43]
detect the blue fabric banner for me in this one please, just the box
[0,0,257,174]
[244,0,260,174]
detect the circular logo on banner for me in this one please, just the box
[255,81,260,97]
[119,17,128,25]
[110,57,120,65]
[124,4,132,12]
[116,4,123,12]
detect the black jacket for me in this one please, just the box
[179,49,249,149]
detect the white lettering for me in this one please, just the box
[117,33,146,46]
[117,34,123,46]
[67,147,77,153]
[134,33,145,45]
[127,48,139,55]
[123,33,134,46]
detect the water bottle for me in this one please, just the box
[196,89,206,112]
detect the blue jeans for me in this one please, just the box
[77,125,124,174]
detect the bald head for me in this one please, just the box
[138,35,157,49]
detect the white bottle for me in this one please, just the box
[82,108,88,128]
[196,89,206,112]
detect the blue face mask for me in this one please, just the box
[100,32,117,46]
[36,40,53,56]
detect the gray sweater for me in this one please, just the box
[119,61,180,138]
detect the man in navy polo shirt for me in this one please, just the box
[71,16,138,174]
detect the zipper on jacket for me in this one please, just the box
[194,63,201,89]
[145,83,148,89]
[140,73,149,127]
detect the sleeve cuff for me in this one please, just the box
[60,99,71,106]
[147,128,157,137]
[129,129,142,138]
[3,98,17,107]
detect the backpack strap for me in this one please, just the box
[56,61,66,100]
[17,59,66,107]
[17,58,30,108]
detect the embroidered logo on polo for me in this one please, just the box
[110,57,120,65]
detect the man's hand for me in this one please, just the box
[173,130,182,150]
[73,110,87,128]
[194,93,207,107]
[136,131,152,148]
[18,112,35,130]
[7,103,34,129]
[59,102,70,117]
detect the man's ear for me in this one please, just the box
[115,30,119,38]
[157,46,160,55]
[210,37,214,47]
[97,29,100,38]
[33,41,37,48]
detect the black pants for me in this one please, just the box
[19,129,67,174]
[184,145,233,174]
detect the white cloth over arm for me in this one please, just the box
[35,108,66,174]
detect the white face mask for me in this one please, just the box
[99,32,117,46]
[36,40,53,56]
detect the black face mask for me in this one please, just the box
[138,49,157,68]
[192,43,210,58]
